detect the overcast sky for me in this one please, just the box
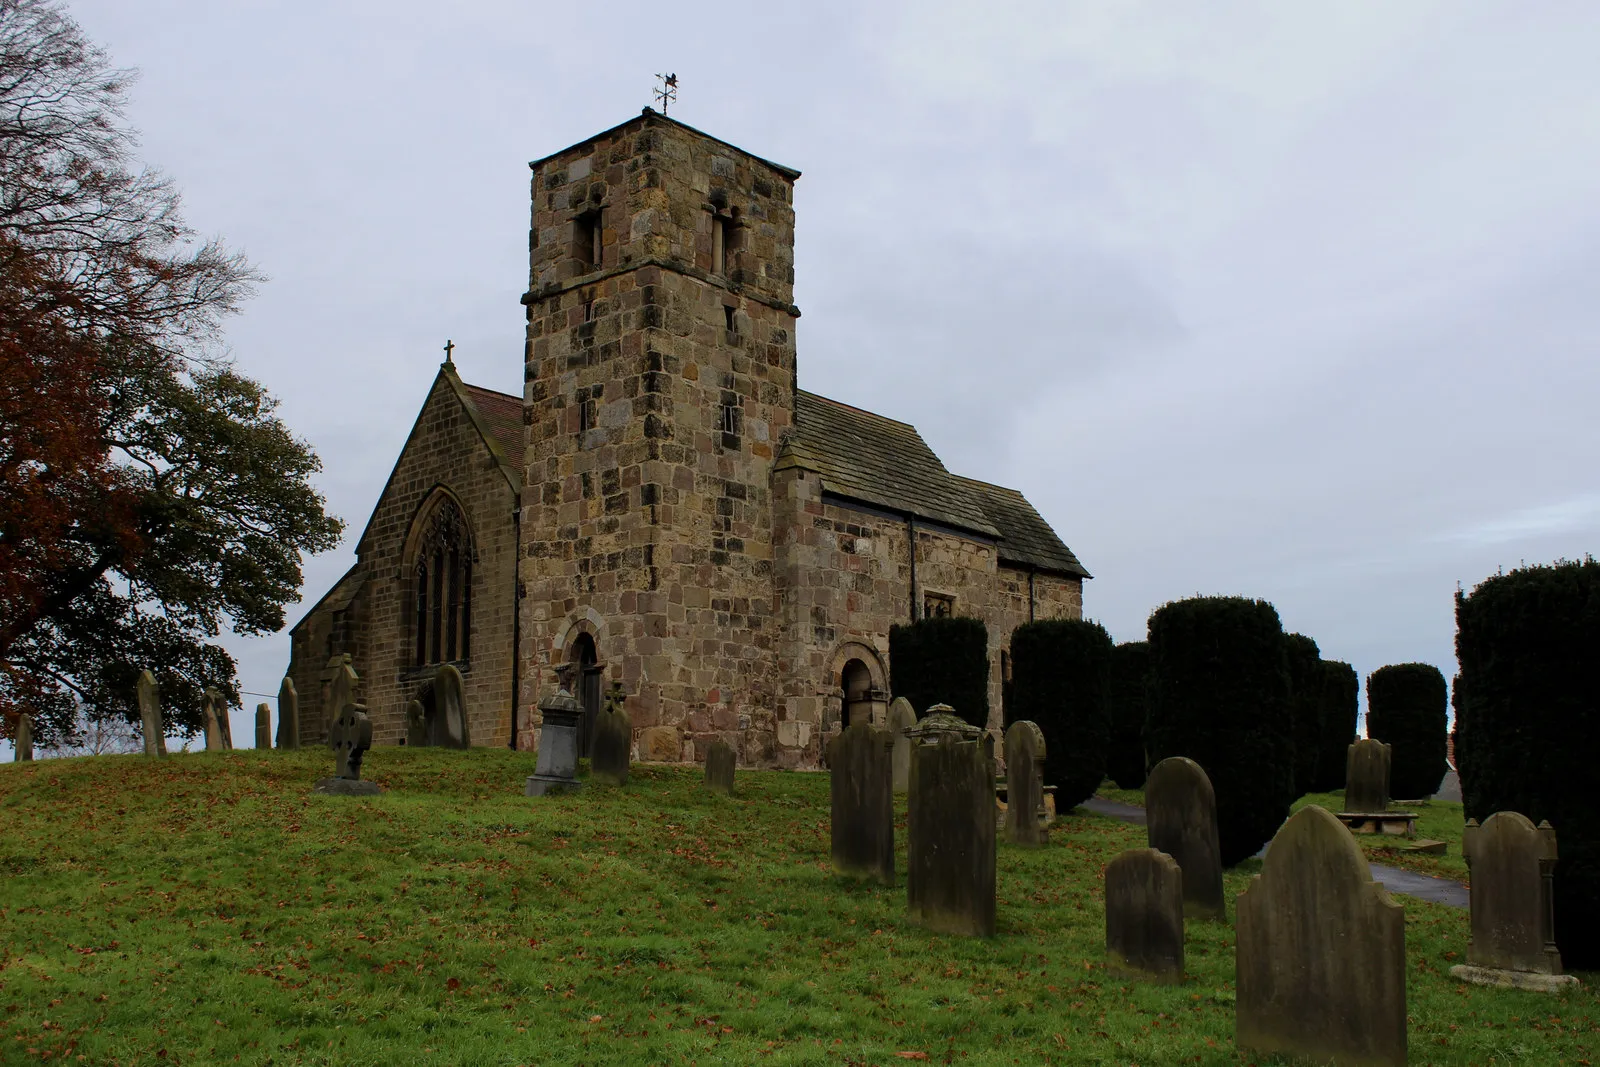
[54,1,1600,745]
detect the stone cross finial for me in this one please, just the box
[604,681,626,715]
[443,339,454,364]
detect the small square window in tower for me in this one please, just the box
[577,385,600,435]
[924,592,955,619]
[573,210,601,271]
[712,213,742,275]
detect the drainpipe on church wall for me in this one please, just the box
[1028,569,1036,623]
[906,515,919,622]
[510,505,521,749]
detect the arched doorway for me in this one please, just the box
[842,659,874,728]
[569,633,603,756]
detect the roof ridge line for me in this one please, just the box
[797,388,917,431]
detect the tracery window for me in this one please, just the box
[413,496,473,666]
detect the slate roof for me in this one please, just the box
[460,383,524,465]
[954,476,1090,578]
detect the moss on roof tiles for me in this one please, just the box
[954,476,1090,578]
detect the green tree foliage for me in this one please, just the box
[1146,596,1293,867]
[0,1,342,746]
[1456,559,1600,966]
[1284,633,1322,797]
[1311,660,1359,792]
[1007,619,1113,810]
[1365,663,1449,801]
[888,616,989,729]
[1105,640,1150,789]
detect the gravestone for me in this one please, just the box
[1236,805,1406,1067]
[908,735,996,936]
[590,682,631,786]
[136,670,167,758]
[255,703,271,749]
[1145,757,1225,920]
[886,697,917,793]
[435,664,471,748]
[1105,848,1184,982]
[13,714,33,762]
[525,687,583,796]
[1344,738,1391,814]
[325,660,357,735]
[404,700,428,747]
[906,704,982,746]
[1450,812,1577,991]
[202,688,228,751]
[704,739,736,795]
[276,675,299,750]
[828,722,895,885]
[1003,720,1047,846]
[315,699,379,795]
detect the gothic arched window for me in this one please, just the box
[413,496,473,666]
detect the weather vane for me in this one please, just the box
[654,73,678,114]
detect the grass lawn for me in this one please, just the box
[1,750,1596,1065]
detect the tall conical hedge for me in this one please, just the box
[1456,559,1600,966]
[1311,660,1359,792]
[1105,641,1150,789]
[1146,596,1293,867]
[1008,619,1113,811]
[1285,633,1322,797]
[1365,663,1449,800]
[889,616,990,729]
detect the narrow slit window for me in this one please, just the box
[723,305,735,333]
[712,216,726,274]
[574,211,600,269]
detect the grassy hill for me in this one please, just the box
[0,748,1595,1065]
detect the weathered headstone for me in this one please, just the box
[907,735,996,936]
[1236,805,1406,1067]
[886,697,916,793]
[1105,848,1184,983]
[525,686,583,796]
[1344,738,1391,814]
[828,722,895,885]
[13,714,33,762]
[255,703,272,749]
[404,700,428,747]
[590,682,631,786]
[325,660,357,735]
[1450,812,1577,991]
[1003,720,1047,846]
[704,739,736,795]
[136,669,167,758]
[1145,756,1225,920]
[202,688,228,751]
[315,700,379,795]
[435,664,471,748]
[276,675,299,750]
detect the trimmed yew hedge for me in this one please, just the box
[1365,663,1449,800]
[1456,559,1600,966]
[1285,633,1323,797]
[1312,660,1360,792]
[1146,596,1293,867]
[889,616,990,728]
[1105,641,1151,789]
[1008,619,1113,810]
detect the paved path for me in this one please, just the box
[1078,796,1469,909]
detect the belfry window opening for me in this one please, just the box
[414,498,473,666]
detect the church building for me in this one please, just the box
[287,109,1089,769]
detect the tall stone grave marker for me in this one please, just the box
[136,670,167,758]
[276,675,299,750]
[1344,738,1391,814]
[435,664,471,748]
[1145,756,1225,920]
[828,722,895,885]
[590,683,631,786]
[404,700,428,747]
[316,699,379,795]
[13,714,33,762]
[255,704,272,749]
[202,688,228,751]
[525,686,583,796]
[1105,848,1184,983]
[1004,720,1047,846]
[1236,805,1406,1067]
[885,697,916,793]
[1451,812,1577,991]
[325,661,357,735]
[704,739,736,795]
[908,735,996,936]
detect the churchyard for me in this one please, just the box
[2,747,1598,1066]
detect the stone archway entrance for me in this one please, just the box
[568,633,604,757]
[842,658,879,728]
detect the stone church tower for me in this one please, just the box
[519,110,800,764]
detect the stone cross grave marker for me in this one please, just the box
[704,739,736,795]
[13,714,33,762]
[202,688,228,751]
[908,734,996,936]
[886,697,916,794]
[325,660,357,735]
[1236,805,1406,1067]
[590,682,631,786]
[1004,720,1047,846]
[405,700,428,747]
[316,701,379,795]
[525,686,583,796]
[255,704,271,749]
[277,675,299,750]
[1145,756,1225,920]
[435,664,471,748]
[136,669,167,758]
[1451,811,1577,991]
[1105,848,1184,983]
[1344,738,1391,814]
[828,722,895,885]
